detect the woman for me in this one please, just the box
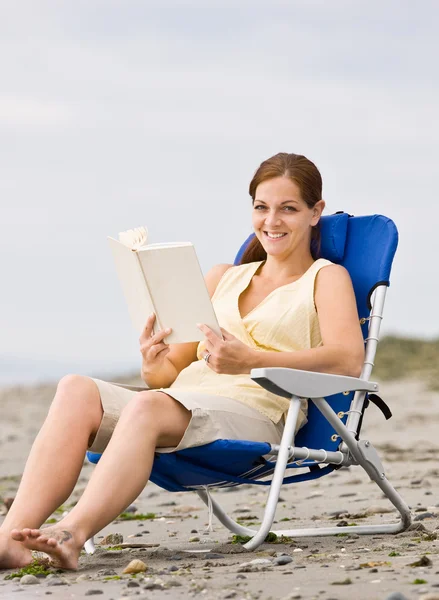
[0,153,364,570]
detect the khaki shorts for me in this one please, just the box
[88,378,292,455]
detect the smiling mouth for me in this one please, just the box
[263,231,287,239]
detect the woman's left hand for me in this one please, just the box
[197,324,256,375]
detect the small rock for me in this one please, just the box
[47,577,67,586]
[167,565,179,572]
[273,555,293,566]
[365,505,394,515]
[166,579,182,587]
[292,548,303,553]
[384,593,410,600]
[408,555,433,567]
[20,574,40,585]
[99,532,124,545]
[189,536,200,542]
[96,568,117,577]
[239,558,272,567]
[414,512,436,521]
[126,580,140,588]
[124,504,138,513]
[85,591,104,596]
[408,522,428,532]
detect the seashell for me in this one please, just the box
[122,559,148,574]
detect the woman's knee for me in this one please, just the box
[52,374,101,417]
[121,391,190,438]
[121,391,163,422]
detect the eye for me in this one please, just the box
[283,206,297,212]
[253,205,266,210]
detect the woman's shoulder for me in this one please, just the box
[314,261,354,296]
[205,261,261,297]
[205,263,234,297]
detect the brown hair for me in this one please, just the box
[240,152,323,264]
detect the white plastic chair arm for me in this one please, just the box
[250,367,378,399]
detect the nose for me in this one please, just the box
[264,210,282,227]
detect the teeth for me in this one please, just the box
[265,232,286,238]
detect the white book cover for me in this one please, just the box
[108,227,222,344]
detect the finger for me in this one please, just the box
[139,313,156,341]
[197,323,220,343]
[203,338,215,353]
[151,328,172,345]
[220,327,234,341]
[153,345,171,359]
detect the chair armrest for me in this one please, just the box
[250,368,378,399]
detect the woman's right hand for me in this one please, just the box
[139,313,172,377]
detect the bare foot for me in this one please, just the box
[11,526,82,570]
[0,534,33,570]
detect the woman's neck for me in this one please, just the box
[259,252,316,284]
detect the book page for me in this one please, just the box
[138,244,221,344]
[108,237,156,334]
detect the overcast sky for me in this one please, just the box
[1,0,438,385]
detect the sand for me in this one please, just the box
[0,376,438,600]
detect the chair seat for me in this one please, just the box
[87,438,336,492]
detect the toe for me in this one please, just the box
[11,529,25,541]
[37,535,49,544]
[30,529,41,538]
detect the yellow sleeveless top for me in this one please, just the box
[168,258,333,423]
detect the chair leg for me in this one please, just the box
[199,396,411,543]
[197,397,302,550]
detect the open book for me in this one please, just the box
[108,227,222,344]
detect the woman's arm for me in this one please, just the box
[140,263,232,388]
[251,265,365,377]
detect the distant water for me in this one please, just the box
[0,356,137,388]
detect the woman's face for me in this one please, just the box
[252,176,324,260]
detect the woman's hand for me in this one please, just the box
[197,324,256,375]
[139,313,172,377]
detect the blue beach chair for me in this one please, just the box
[86,212,411,552]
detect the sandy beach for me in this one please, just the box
[1,376,438,600]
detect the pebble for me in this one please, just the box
[126,580,140,588]
[239,558,272,567]
[96,568,117,577]
[47,577,68,586]
[273,555,293,566]
[85,591,104,596]
[20,574,40,585]
[414,512,436,521]
[189,536,200,542]
[384,593,409,600]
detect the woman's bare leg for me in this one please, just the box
[11,391,190,570]
[0,375,103,569]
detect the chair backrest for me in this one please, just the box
[234,213,398,453]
